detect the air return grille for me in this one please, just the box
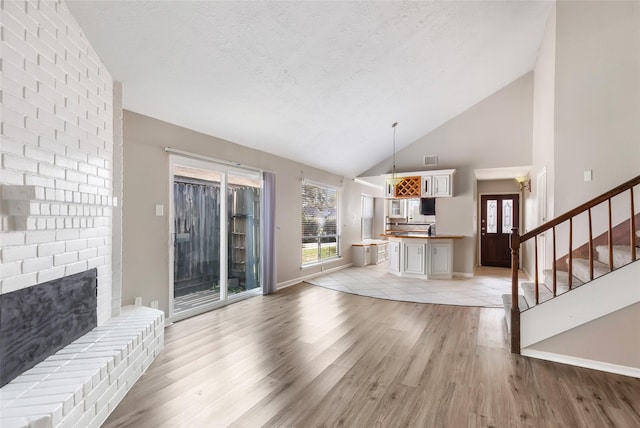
[423,155,438,167]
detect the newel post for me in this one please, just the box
[510,227,521,354]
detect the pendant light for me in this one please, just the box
[387,122,402,186]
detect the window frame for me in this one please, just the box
[301,179,341,266]
[361,194,374,241]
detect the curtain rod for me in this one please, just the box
[164,147,271,174]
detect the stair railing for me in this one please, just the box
[509,174,640,354]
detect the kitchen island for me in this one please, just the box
[380,233,464,279]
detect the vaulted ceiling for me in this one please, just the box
[67,1,552,178]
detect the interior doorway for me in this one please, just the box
[480,193,520,267]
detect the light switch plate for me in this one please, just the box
[155,204,164,216]
[584,170,592,182]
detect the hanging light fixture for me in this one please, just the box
[387,122,402,186]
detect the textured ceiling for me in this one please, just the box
[67,1,552,178]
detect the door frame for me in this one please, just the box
[477,191,523,267]
[168,154,263,323]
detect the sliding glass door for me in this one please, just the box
[169,156,262,319]
[227,172,261,297]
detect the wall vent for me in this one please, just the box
[423,155,438,167]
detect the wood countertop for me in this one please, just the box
[352,239,389,246]
[380,233,464,240]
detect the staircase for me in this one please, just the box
[517,233,640,308]
[506,175,640,353]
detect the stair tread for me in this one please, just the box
[520,282,552,306]
[571,257,610,282]
[543,269,583,289]
[501,293,529,311]
[595,245,640,267]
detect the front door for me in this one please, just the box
[480,194,519,267]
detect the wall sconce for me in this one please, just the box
[515,176,531,192]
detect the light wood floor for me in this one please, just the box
[104,283,640,428]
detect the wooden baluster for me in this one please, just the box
[608,199,613,270]
[552,226,557,297]
[631,189,637,261]
[588,208,594,280]
[510,227,520,354]
[534,235,539,304]
[568,218,573,290]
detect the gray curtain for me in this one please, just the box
[261,171,277,294]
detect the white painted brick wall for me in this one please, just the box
[0,0,115,323]
[0,306,165,428]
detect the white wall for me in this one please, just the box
[553,0,640,214]
[122,111,369,316]
[361,73,534,274]
[524,4,556,278]
[0,0,116,323]
[528,302,640,373]
[518,1,640,371]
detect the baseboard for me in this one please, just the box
[277,263,353,290]
[521,348,640,379]
[453,271,473,278]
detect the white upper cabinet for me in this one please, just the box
[432,174,451,197]
[420,175,432,197]
[420,169,455,197]
[384,180,397,198]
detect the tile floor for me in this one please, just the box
[307,264,516,308]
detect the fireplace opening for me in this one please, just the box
[0,269,97,387]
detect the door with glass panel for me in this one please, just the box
[480,194,520,267]
[227,171,261,297]
[170,157,261,318]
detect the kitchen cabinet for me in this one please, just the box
[420,170,455,197]
[384,181,397,198]
[387,199,405,218]
[432,174,451,197]
[389,241,401,272]
[352,245,372,267]
[352,241,389,267]
[420,176,433,197]
[429,241,452,278]
[374,242,389,264]
[404,242,426,275]
[385,235,460,279]
[385,176,421,198]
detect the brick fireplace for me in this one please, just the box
[0,2,161,427]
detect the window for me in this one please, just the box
[361,195,373,240]
[301,181,339,265]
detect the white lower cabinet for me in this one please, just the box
[429,241,452,278]
[352,245,371,267]
[404,242,426,275]
[387,237,454,279]
[389,241,401,272]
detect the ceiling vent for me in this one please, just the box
[423,155,438,167]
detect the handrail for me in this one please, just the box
[520,175,640,243]
[509,174,639,354]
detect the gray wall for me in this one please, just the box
[553,0,640,214]
[524,4,557,280]
[521,0,640,370]
[122,111,369,316]
[532,302,640,369]
[361,73,534,275]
